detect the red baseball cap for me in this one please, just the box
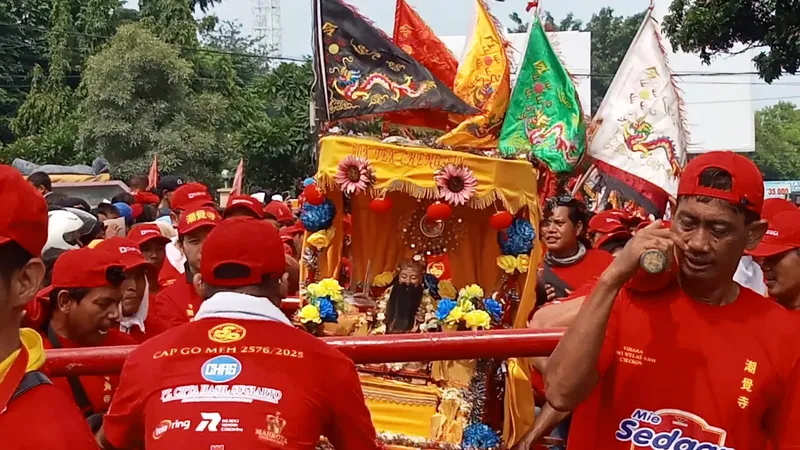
[225,195,264,219]
[265,200,294,224]
[0,165,48,256]
[127,224,171,247]
[178,206,221,236]
[280,221,305,237]
[171,182,215,211]
[201,217,286,287]
[761,198,795,221]
[747,210,800,258]
[677,151,764,215]
[588,210,630,234]
[94,237,155,274]
[51,247,124,289]
[595,230,633,251]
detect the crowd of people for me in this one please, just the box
[2,150,800,449]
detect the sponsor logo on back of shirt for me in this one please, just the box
[256,412,288,446]
[152,419,191,440]
[615,408,733,450]
[161,384,283,404]
[195,412,243,433]
[208,323,247,343]
[201,355,242,383]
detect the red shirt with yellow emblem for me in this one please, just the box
[152,276,202,328]
[567,284,800,450]
[102,317,379,449]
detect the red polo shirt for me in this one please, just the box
[544,249,614,292]
[41,329,137,414]
[102,317,378,449]
[153,276,202,328]
[567,284,800,450]
[158,261,182,289]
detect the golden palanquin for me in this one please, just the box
[300,136,544,448]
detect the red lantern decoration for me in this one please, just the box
[369,197,392,214]
[489,211,514,230]
[303,184,324,205]
[426,201,453,221]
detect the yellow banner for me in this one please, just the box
[436,0,511,149]
[317,136,537,213]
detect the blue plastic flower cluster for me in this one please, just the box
[497,218,535,256]
[483,298,503,322]
[462,423,501,449]
[424,273,440,297]
[435,298,457,321]
[316,297,338,323]
[301,199,336,232]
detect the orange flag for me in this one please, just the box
[231,159,244,195]
[384,0,460,130]
[146,154,158,190]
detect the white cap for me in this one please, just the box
[251,192,266,204]
[271,194,284,202]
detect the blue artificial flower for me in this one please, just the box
[462,423,501,449]
[424,273,440,297]
[497,218,535,256]
[435,298,457,322]
[301,199,336,232]
[303,177,316,187]
[317,297,339,323]
[483,298,503,322]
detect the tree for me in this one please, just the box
[663,0,799,83]
[76,23,232,185]
[750,102,800,180]
[507,12,528,34]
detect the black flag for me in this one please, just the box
[312,0,478,122]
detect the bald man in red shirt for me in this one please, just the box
[98,217,378,449]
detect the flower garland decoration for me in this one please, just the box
[497,218,535,256]
[335,155,375,195]
[438,280,457,299]
[298,278,344,334]
[463,310,491,330]
[434,284,502,330]
[301,199,337,233]
[462,423,501,449]
[435,164,478,206]
[306,227,336,250]
[483,298,503,322]
[496,254,530,274]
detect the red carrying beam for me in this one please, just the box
[44,328,564,377]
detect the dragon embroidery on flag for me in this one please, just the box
[525,110,581,165]
[622,117,682,178]
[329,57,435,103]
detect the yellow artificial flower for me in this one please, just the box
[318,278,343,302]
[445,306,464,325]
[298,305,322,324]
[496,255,531,274]
[306,227,336,250]
[438,280,457,299]
[464,310,491,330]
[457,298,475,313]
[305,283,325,300]
[373,271,394,288]
[458,284,484,301]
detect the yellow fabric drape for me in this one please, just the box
[360,375,441,438]
[436,0,511,149]
[503,358,536,445]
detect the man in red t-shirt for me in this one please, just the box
[98,217,378,449]
[43,246,138,419]
[224,194,264,219]
[128,223,171,286]
[748,210,800,311]
[518,152,800,450]
[153,205,220,327]
[0,165,97,448]
[96,237,169,343]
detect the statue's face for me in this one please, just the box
[398,267,422,287]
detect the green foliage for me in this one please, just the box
[750,102,800,180]
[664,0,799,83]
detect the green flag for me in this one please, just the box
[498,16,586,173]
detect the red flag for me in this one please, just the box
[146,154,158,190]
[231,159,244,196]
[384,0,460,130]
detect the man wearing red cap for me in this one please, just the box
[224,194,264,219]
[127,223,171,283]
[160,182,216,287]
[98,217,379,449]
[43,246,137,426]
[154,205,221,327]
[96,237,169,343]
[588,209,633,256]
[0,166,98,448]
[748,210,800,309]
[522,152,800,450]
[265,200,295,227]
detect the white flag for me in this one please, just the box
[588,10,688,197]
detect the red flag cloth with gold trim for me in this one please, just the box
[436,0,511,149]
[313,0,477,122]
[384,0,460,130]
